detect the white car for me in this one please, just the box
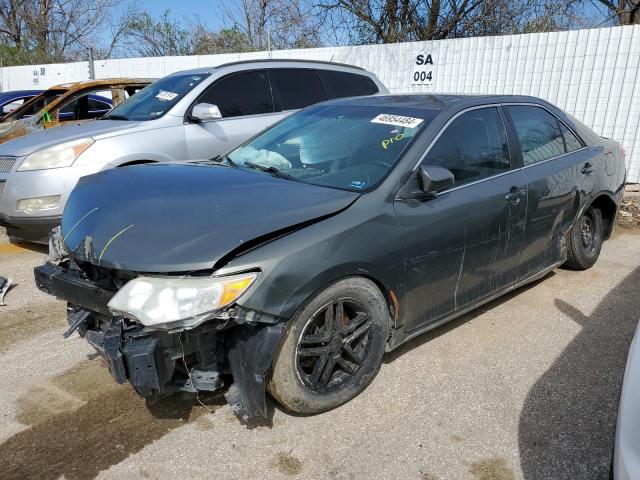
[0,60,387,243]
[613,321,640,479]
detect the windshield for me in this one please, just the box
[226,104,437,192]
[3,89,65,121]
[102,74,209,121]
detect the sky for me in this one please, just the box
[130,0,227,29]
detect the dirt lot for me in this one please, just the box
[1,217,639,480]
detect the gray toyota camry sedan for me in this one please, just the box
[35,94,626,419]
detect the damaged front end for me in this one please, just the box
[35,228,285,420]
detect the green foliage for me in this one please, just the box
[0,43,51,67]
[191,27,254,55]
[121,10,194,56]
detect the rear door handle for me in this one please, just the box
[581,162,593,175]
[505,187,526,204]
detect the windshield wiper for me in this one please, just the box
[191,154,237,168]
[221,155,237,167]
[206,154,236,166]
[243,161,296,180]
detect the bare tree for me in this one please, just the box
[0,0,123,64]
[591,0,640,24]
[467,0,591,36]
[313,0,487,44]
[221,0,322,50]
[111,9,257,58]
[313,0,603,44]
[115,10,194,57]
[0,0,27,48]
[2,0,636,66]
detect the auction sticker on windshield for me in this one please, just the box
[156,91,179,102]
[371,114,423,128]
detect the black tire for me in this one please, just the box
[267,277,390,414]
[564,206,604,270]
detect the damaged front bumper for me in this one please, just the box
[34,262,285,420]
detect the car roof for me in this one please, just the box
[329,93,551,111]
[0,90,43,101]
[49,78,155,90]
[171,59,368,76]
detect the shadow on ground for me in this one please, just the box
[8,239,48,254]
[519,266,640,479]
[0,359,225,480]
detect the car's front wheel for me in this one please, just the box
[268,277,390,414]
[564,205,604,270]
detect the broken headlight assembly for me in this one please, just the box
[17,137,94,171]
[106,272,258,330]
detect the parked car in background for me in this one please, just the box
[613,320,640,480]
[0,60,385,243]
[0,90,43,120]
[35,94,625,421]
[1,91,113,122]
[0,78,152,144]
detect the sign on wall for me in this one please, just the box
[411,54,434,86]
[1,26,638,182]
[32,67,45,85]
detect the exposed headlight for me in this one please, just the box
[16,195,61,214]
[107,272,258,329]
[17,138,94,171]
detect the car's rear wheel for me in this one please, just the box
[564,205,604,270]
[268,277,389,414]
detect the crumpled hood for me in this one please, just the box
[0,119,138,156]
[62,163,360,272]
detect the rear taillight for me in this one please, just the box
[621,147,626,158]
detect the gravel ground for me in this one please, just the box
[617,193,640,229]
[0,220,639,480]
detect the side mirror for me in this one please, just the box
[190,103,222,122]
[419,165,454,197]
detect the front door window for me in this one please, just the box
[423,107,511,186]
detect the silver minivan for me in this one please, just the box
[0,60,387,242]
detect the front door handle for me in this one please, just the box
[581,162,593,175]
[505,187,526,205]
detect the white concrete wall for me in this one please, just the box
[1,25,639,181]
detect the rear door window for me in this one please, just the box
[423,107,511,186]
[269,69,327,111]
[559,123,584,153]
[506,105,565,165]
[88,98,111,111]
[57,90,113,121]
[317,70,379,99]
[58,101,74,117]
[199,70,273,118]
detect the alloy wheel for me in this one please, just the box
[581,212,597,254]
[295,298,373,394]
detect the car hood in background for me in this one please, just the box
[0,119,139,156]
[62,164,360,272]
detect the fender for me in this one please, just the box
[571,189,622,240]
[276,270,399,328]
